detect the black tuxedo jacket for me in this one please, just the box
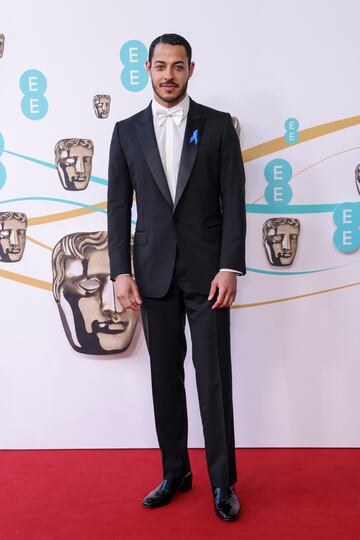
[107,96,246,298]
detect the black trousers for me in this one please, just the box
[140,245,237,488]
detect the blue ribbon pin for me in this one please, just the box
[189,129,199,145]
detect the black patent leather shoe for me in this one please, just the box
[143,471,192,508]
[212,485,240,521]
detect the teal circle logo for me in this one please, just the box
[264,158,293,207]
[0,162,6,190]
[19,69,48,119]
[264,183,292,206]
[264,159,292,183]
[333,202,360,252]
[120,40,148,92]
[0,132,5,190]
[284,117,299,144]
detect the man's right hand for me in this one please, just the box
[114,275,142,311]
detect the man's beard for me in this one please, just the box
[151,77,189,105]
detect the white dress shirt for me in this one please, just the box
[117,93,242,277]
[152,94,190,203]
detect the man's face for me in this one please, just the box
[57,246,138,354]
[94,95,111,118]
[0,35,4,58]
[264,222,300,266]
[355,164,360,196]
[56,143,93,191]
[0,217,27,262]
[145,43,194,107]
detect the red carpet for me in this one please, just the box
[0,449,359,539]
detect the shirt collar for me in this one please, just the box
[151,93,190,122]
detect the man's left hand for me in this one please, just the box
[208,271,237,309]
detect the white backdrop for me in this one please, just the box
[1,0,359,448]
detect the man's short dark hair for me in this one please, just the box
[148,34,192,66]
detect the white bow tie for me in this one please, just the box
[154,107,184,127]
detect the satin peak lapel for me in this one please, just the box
[173,98,204,213]
[135,103,173,208]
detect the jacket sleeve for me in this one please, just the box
[107,122,134,281]
[219,113,247,275]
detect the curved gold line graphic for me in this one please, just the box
[252,145,360,204]
[23,115,360,227]
[27,235,53,251]
[232,280,360,308]
[28,201,108,226]
[242,115,360,163]
[291,146,360,179]
[0,268,52,291]
[0,267,358,307]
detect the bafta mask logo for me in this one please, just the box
[263,217,300,266]
[52,231,139,355]
[0,212,27,262]
[0,34,4,59]
[231,115,241,139]
[55,138,94,191]
[93,95,111,119]
[355,164,360,196]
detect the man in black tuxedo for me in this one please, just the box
[107,33,246,521]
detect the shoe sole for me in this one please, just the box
[143,498,172,508]
[143,478,193,508]
[214,507,241,521]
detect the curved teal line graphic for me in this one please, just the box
[0,197,108,213]
[246,203,360,214]
[1,195,357,275]
[0,196,137,225]
[247,259,360,275]
[3,150,108,186]
[4,150,360,214]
